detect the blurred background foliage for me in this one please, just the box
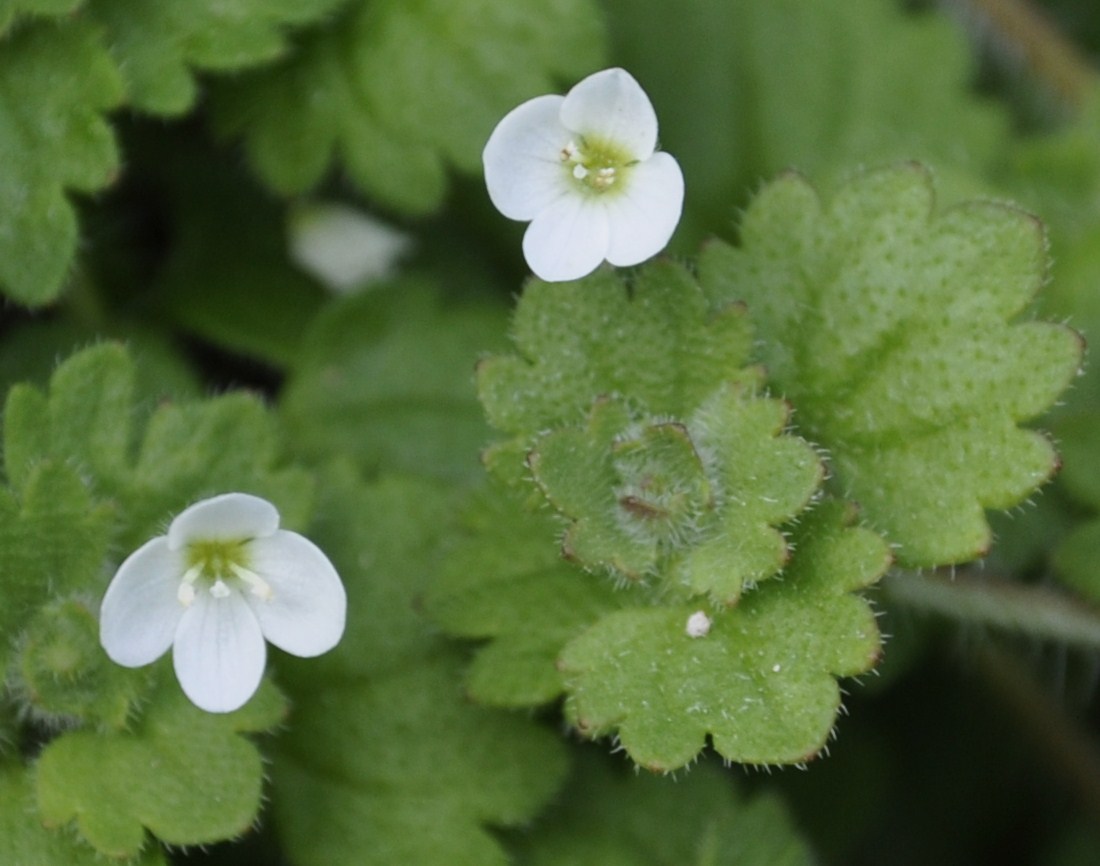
[2,0,1100,863]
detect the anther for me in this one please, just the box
[231,563,274,601]
[177,565,203,607]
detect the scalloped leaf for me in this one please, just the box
[424,479,626,707]
[0,765,166,866]
[479,261,758,438]
[559,500,889,770]
[0,17,122,305]
[3,343,312,555]
[272,470,570,866]
[699,164,1082,567]
[529,387,823,601]
[510,751,815,866]
[280,279,509,483]
[210,0,604,212]
[0,462,111,680]
[35,674,285,857]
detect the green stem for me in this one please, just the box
[882,571,1100,649]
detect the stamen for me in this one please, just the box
[177,565,203,607]
[231,563,274,601]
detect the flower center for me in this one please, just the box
[178,539,273,607]
[560,136,635,195]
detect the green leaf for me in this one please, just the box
[281,279,509,483]
[699,164,1082,567]
[4,343,313,555]
[478,261,758,438]
[16,598,149,728]
[0,764,166,866]
[425,479,625,707]
[529,387,823,601]
[87,0,347,115]
[274,652,568,866]
[510,751,815,866]
[0,17,122,305]
[35,674,285,857]
[559,500,889,770]
[0,462,112,679]
[210,0,605,212]
[272,471,569,866]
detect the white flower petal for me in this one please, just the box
[604,152,685,267]
[522,194,610,282]
[173,590,266,713]
[167,492,280,550]
[560,68,657,160]
[243,531,347,657]
[100,537,186,668]
[483,94,572,220]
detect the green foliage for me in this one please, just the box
[35,675,285,857]
[0,0,349,304]
[560,501,888,769]
[85,0,347,115]
[0,17,122,305]
[210,0,605,212]
[510,751,814,866]
[478,262,757,436]
[4,343,312,551]
[700,164,1082,567]
[281,279,509,483]
[273,471,570,866]
[425,479,625,707]
[0,463,111,680]
[17,598,147,728]
[0,765,167,866]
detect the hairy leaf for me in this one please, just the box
[211,0,604,212]
[700,165,1082,567]
[425,480,625,707]
[559,501,888,769]
[478,261,757,438]
[0,765,166,866]
[3,343,312,555]
[529,388,822,600]
[35,675,285,857]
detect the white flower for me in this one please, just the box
[288,201,413,293]
[100,493,347,713]
[483,67,684,282]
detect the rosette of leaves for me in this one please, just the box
[429,260,887,769]
[700,163,1082,567]
[478,260,822,602]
